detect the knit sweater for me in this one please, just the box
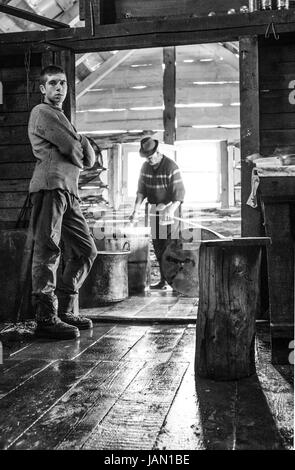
[28,102,95,198]
[137,155,185,205]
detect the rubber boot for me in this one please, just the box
[58,293,93,330]
[35,294,80,340]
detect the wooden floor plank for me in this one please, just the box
[83,401,170,450]
[10,360,146,450]
[194,377,237,450]
[167,325,196,363]
[82,361,189,450]
[0,359,55,399]
[0,359,100,449]
[122,361,189,404]
[235,375,285,450]
[0,358,27,374]
[76,325,148,361]
[123,326,185,362]
[82,297,156,318]
[12,324,115,361]
[155,363,205,450]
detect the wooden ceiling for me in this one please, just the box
[0,0,240,142]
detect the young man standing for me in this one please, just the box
[130,137,185,289]
[28,65,97,340]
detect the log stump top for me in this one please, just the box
[198,237,271,247]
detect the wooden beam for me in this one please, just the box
[85,130,156,148]
[56,2,80,27]
[239,36,262,237]
[0,4,69,30]
[163,46,176,145]
[2,10,295,54]
[207,43,239,71]
[76,49,135,99]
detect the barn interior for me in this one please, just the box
[0,0,294,451]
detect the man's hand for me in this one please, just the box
[161,206,175,224]
[129,211,139,225]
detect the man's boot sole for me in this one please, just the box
[59,317,93,331]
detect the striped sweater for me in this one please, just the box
[137,155,185,204]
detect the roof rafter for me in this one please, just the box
[76,49,135,99]
[0,3,69,29]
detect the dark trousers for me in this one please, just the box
[30,189,97,317]
[152,214,180,282]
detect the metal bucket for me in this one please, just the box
[79,250,129,306]
[92,226,151,293]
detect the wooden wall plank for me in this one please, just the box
[85,64,163,89]
[0,192,28,208]
[80,62,238,91]
[76,106,240,130]
[0,179,30,192]
[77,118,163,132]
[176,127,239,141]
[77,108,162,123]
[0,112,31,127]
[259,37,295,158]
[176,83,239,104]
[0,127,30,145]
[261,130,295,147]
[0,163,35,179]
[177,106,240,126]
[0,53,41,225]
[0,145,33,163]
[77,87,163,110]
[260,113,295,130]
[1,93,41,113]
[1,80,40,95]
[77,84,238,110]
[0,208,22,222]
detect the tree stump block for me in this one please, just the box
[195,237,270,381]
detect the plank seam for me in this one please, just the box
[6,360,103,450]
[0,360,58,401]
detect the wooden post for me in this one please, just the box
[195,237,270,381]
[109,144,122,211]
[163,46,176,145]
[239,36,263,237]
[55,50,76,125]
[220,140,229,209]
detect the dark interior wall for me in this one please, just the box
[0,53,42,229]
[259,34,295,157]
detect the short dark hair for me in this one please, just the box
[40,65,66,86]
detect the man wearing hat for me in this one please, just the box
[130,137,185,289]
